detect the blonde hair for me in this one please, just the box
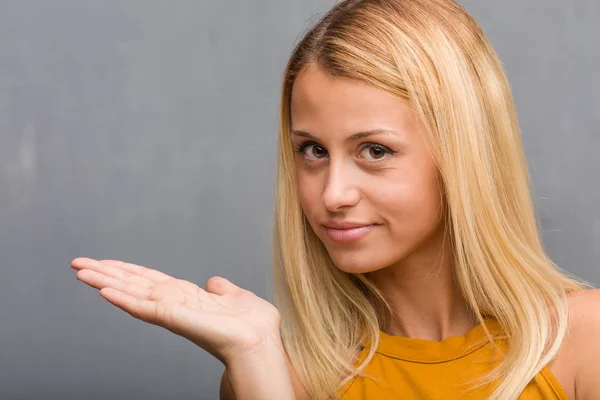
[272,1,591,399]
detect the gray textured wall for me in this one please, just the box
[0,1,597,399]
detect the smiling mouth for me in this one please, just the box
[324,224,377,243]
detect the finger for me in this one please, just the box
[98,259,173,283]
[76,269,153,300]
[97,260,159,288]
[72,259,154,289]
[100,263,208,302]
[205,276,244,296]
[99,287,160,325]
[71,258,170,285]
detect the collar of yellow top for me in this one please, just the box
[362,318,505,363]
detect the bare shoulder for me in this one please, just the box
[567,288,600,399]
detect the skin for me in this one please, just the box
[290,62,473,341]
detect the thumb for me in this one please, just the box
[206,276,242,296]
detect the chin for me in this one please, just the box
[328,248,394,274]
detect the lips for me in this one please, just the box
[323,220,374,230]
[323,223,377,243]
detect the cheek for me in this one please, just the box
[377,170,443,233]
[296,171,320,217]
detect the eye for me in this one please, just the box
[294,141,327,161]
[359,143,395,161]
[293,141,397,163]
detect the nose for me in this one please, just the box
[322,159,360,212]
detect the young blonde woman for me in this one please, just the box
[70,0,599,399]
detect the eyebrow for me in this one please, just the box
[291,128,401,142]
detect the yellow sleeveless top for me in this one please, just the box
[336,318,568,399]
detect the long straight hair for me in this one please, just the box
[272,1,590,399]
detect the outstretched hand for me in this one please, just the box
[70,257,282,365]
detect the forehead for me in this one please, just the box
[290,64,415,134]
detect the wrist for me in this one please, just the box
[223,331,284,366]
[225,342,295,400]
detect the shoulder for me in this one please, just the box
[566,288,600,399]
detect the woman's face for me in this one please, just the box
[290,63,446,274]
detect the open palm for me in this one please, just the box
[70,257,282,365]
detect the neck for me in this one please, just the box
[366,228,476,341]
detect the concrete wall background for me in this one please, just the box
[0,1,597,399]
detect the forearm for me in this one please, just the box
[222,342,295,400]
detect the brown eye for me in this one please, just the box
[359,143,392,161]
[294,142,328,161]
[306,144,327,160]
